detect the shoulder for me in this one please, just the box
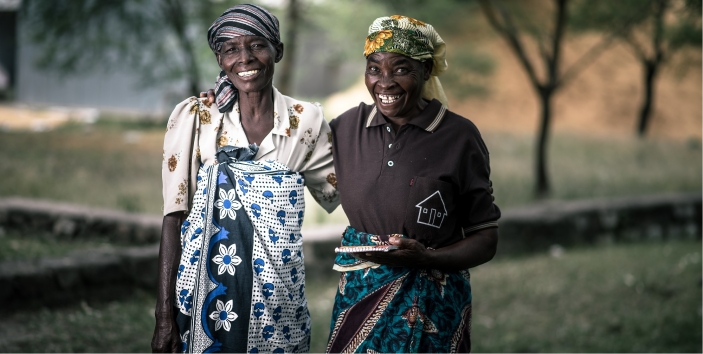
[330,102,374,130]
[280,94,323,117]
[166,96,221,132]
[279,93,326,127]
[442,109,481,134]
[168,96,219,120]
[439,109,489,153]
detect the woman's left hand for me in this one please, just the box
[199,89,217,106]
[354,236,431,268]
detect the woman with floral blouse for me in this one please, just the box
[152,4,339,353]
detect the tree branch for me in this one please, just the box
[652,0,668,63]
[623,33,650,62]
[479,0,543,88]
[558,34,615,86]
[548,0,568,87]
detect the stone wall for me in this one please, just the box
[0,198,161,244]
[0,193,700,310]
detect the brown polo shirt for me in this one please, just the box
[329,99,500,249]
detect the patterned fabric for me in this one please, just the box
[207,4,281,113]
[176,145,311,353]
[162,87,339,216]
[326,227,473,353]
[364,15,449,107]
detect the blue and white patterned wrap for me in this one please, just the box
[175,145,310,353]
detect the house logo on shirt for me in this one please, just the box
[415,191,447,228]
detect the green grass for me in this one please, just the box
[470,240,702,352]
[483,131,702,208]
[0,291,157,353]
[0,119,700,222]
[0,231,117,261]
[0,120,165,214]
[0,241,698,352]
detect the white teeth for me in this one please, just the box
[378,94,400,104]
[238,70,259,77]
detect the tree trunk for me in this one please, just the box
[535,88,553,198]
[278,0,299,95]
[637,61,658,137]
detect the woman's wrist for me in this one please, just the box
[418,245,437,268]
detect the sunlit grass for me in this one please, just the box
[483,131,702,208]
[0,241,698,352]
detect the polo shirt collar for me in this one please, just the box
[365,99,448,132]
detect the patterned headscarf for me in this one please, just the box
[364,15,449,107]
[207,4,281,113]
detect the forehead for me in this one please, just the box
[219,35,270,46]
[367,52,419,66]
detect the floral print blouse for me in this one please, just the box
[162,87,339,216]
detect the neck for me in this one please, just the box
[384,99,429,132]
[238,86,275,122]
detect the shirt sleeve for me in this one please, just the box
[162,97,200,216]
[299,104,340,214]
[456,128,501,235]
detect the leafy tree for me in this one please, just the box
[478,0,618,198]
[21,0,236,97]
[572,0,702,137]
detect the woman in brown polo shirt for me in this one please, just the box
[325,15,500,353]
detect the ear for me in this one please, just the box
[216,53,224,70]
[423,60,433,81]
[274,42,284,63]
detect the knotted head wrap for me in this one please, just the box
[364,15,449,107]
[207,4,281,113]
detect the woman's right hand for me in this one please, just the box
[199,89,217,106]
[152,212,186,353]
[151,313,181,353]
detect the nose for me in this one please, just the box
[237,47,254,65]
[378,71,396,89]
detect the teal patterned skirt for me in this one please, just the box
[326,227,473,353]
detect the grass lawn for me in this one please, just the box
[0,118,700,223]
[0,240,699,352]
[0,230,117,261]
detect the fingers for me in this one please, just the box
[199,91,207,98]
[391,236,421,250]
[207,89,216,105]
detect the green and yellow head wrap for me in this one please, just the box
[364,15,448,107]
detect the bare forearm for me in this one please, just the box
[420,228,499,272]
[155,212,185,316]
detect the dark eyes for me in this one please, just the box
[366,65,410,75]
[221,43,265,54]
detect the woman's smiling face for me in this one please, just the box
[216,35,283,94]
[365,52,431,121]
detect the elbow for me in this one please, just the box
[483,228,499,263]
